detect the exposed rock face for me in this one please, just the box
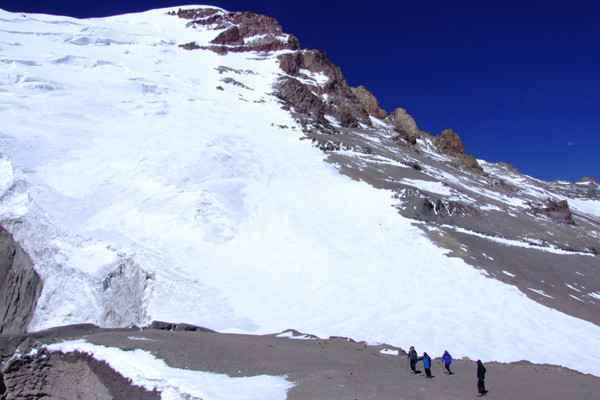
[275,50,371,128]
[433,129,483,172]
[579,177,598,184]
[394,190,479,223]
[1,348,160,400]
[273,77,328,124]
[434,128,466,154]
[530,199,575,224]
[387,108,420,144]
[278,50,347,84]
[210,26,244,45]
[147,320,216,332]
[0,228,42,335]
[351,86,387,119]
[170,7,221,20]
[173,8,300,54]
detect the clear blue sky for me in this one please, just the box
[2,0,599,182]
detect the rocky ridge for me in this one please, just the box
[173,7,300,53]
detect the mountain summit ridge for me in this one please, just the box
[0,5,599,384]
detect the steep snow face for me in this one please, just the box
[1,6,600,377]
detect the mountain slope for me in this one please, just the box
[0,5,599,379]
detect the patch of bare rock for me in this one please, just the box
[172,7,299,54]
[0,228,42,336]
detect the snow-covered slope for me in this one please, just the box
[1,5,600,378]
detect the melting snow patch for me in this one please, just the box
[380,348,399,356]
[502,271,515,278]
[127,336,156,342]
[399,178,452,196]
[566,284,581,292]
[589,292,600,300]
[480,204,503,212]
[569,294,585,303]
[46,340,293,400]
[275,330,319,340]
[528,288,553,299]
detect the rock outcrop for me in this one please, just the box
[1,348,159,400]
[173,8,300,54]
[387,108,420,144]
[530,199,575,224]
[434,128,466,154]
[350,86,387,120]
[0,228,42,335]
[433,129,483,172]
[275,50,371,128]
[394,190,479,223]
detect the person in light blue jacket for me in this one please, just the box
[418,352,433,378]
[442,350,453,375]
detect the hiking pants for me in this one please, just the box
[478,378,486,394]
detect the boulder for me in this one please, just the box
[433,129,483,172]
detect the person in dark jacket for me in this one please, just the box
[442,350,453,374]
[477,360,488,396]
[407,346,418,374]
[418,352,433,378]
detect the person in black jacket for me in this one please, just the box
[477,360,488,396]
[407,346,418,374]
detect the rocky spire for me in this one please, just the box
[351,85,387,120]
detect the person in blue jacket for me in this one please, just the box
[442,350,453,374]
[418,352,433,378]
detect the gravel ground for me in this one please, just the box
[81,326,600,400]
